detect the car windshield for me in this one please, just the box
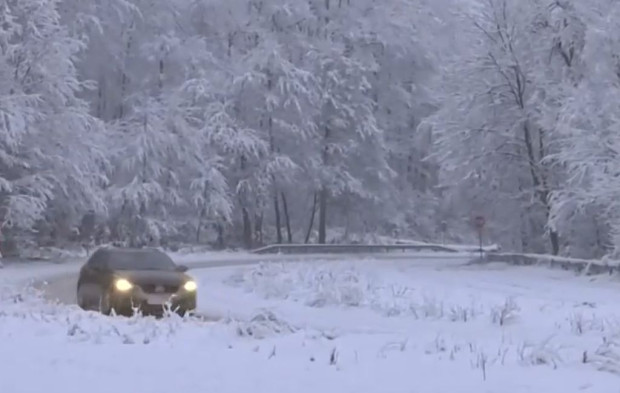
[103,249,177,271]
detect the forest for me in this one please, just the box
[0,0,617,259]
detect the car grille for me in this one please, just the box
[141,284,179,293]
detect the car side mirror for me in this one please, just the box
[175,264,189,273]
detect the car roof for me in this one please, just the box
[87,247,170,264]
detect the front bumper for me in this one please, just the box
[109,287,197,316]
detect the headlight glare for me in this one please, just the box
[184,280,197,291]
[115,278,133,291]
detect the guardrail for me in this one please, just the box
[484,252,620,276]
[394,241,501,253]
[252,243,464,254]
[250,243,620,277]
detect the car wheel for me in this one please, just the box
[77,288,89,310]
[76,285,86,310]
[98,288,112,315]
[77,284,97,311]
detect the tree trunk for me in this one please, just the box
[549,228,560,256]
[305,193,318,244]
[215,222,225,249]
[158,57,164,91]
[494,31,558,255]
[119,73,127,118]
[318,123,330,245]
[195,208,205,243]
[118,21,134,119]
[254,211,263,246]
[273,194,282,243]
[242,208,252,249]
[281,192,293,243]
[538,127,559,255]
[522,121,559,255]
[97,78,104,119]
[318,187,328,244]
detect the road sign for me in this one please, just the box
[474,215,485,230]
[473,215,486,259]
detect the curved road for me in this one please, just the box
[36,256,271,305]
[36,252,475,306]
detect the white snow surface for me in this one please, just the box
[1,256,620,392]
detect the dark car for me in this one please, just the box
[76,247,197,316]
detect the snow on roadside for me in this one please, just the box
[196,259,620,384]
[1,278,619,392]
[1,257,620,392]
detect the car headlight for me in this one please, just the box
[183,280,197,291]
[115,278,133,291]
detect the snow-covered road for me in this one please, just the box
[1,253,619,392]
[28,251,472,307]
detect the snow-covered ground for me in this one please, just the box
[1,256,619,392]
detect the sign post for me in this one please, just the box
[440,220,447,244]
[474,215,485,259]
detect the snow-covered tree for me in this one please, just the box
[426,0,589,254]
[549,1,620,257]
[0,0,108,249]
[14,0,617,256]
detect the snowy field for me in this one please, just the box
[1,256,620,392]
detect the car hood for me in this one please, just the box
[112,270,190,286]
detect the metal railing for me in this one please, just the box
[484,252,619,276]
[252,243,463,254]
[250,243,620,277]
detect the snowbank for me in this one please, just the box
[224,261,487,320]
[203,259,620,383]
[0,283,297,345]
[221,260,620,330]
